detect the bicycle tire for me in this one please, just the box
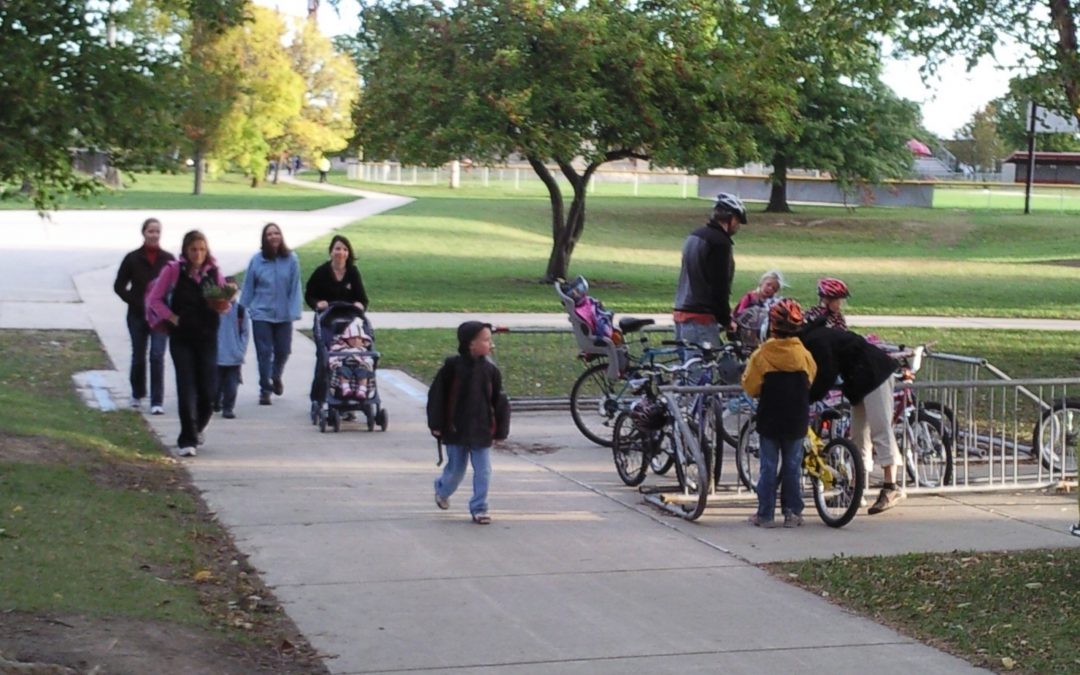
[672,429,711,521]
[702,398,726,486]
[903,408,954,488]
[735,417,760,492]
[650,437,675,475]
[612,412,649,486]
[570,363,620,447]
[811,437,865,528]
[1031,397,1080,475]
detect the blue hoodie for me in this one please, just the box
[217,301,250,366]
[239,251,302,323]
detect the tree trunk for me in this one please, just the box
[765,151,791,213]
[273,153,282,184]
[1049,0,1080,127]
[528,156,570,282]
[193,146,205,196]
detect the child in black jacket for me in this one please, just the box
[427,321,510,525]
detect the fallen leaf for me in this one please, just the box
[1024,582,1043,589]
[193,570,213,582]
[1001,656,1016,670]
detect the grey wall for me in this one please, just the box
[698,175,935,208]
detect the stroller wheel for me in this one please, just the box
[376,408,388,431]
[330,408,341,433]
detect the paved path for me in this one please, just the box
[4,180,1077,673]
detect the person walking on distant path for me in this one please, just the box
[673,193,747,348]
[113,217,175,415]
[240,223,302,406]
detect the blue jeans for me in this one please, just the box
[215,365,241,414]
[756,435,805,521]
[127,314,167,406]
[252,320,293,394]
[675,320,721,351]
[434,445,491,516]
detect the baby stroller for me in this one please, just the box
[310,302,388,433]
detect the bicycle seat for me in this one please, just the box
[619,317,655,334]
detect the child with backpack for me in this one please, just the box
[741,299,817,528]
[427,321,510,525]
[214,276,248,419]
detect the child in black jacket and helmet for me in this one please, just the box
[427,321,510,525]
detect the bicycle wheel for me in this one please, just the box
[1032,397,1080,475]
[650,434,675,475]
[701,398,727,485]
[612,412,649,486]
[903,408,954,488]
[735,417,760,492]
[672,432,711,521]
[570,363,620,447]
[811,437,865,528]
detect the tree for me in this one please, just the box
[897,2,1080,130]
[269,17,359,183]
[353,0,797,281]
[0,0,246,208]
[205,6,304,187]
[950,105,1006,173]
[741,0,921,212]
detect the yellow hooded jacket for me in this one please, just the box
[741,337,817,440]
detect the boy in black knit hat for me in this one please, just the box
[427,321,510,525]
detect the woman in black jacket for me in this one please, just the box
[113,218,175,414]
[800,318,905,514]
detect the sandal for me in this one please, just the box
[472,513,491,525]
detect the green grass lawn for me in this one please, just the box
[774,549,1079,674]
[292,175,1080,319]
[0,171,356,211]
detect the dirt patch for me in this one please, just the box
[499,440,561,455]
[0,612,320,675]
[1039,258,1080,267]
[0,434,330,675]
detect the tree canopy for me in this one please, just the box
[353,0,799,280]
[0,0,247,209]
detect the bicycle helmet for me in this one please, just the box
[713,192,748,224]
[561,275,589,303]
[630,397,667,431]
[768,298,804,336]
[816,277,850,299]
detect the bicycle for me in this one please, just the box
[735,402,866,527]
[557,280,682,447]
[886,344,955,488]
[611,362,712,521]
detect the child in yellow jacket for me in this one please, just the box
[741,299,817,528]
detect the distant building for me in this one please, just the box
[1003,151,1080,184]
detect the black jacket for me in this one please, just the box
[427,355,509,447]
[114,246,175,321]
[304,261,369,311]
[673,223,735,325]
[798,319,896,405]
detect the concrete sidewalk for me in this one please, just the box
[6,182,1077,673]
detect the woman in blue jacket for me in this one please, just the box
[240,223,302,405]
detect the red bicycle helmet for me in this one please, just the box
[816,277,850,299]
[768,298,804,336]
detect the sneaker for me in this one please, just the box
[130,397,142,410]
[212,402,222,413]
[177,446,197,457]
[272,377,284,396]
[783,512,804,528]
[222,410,236,419]
[1071,523,1080,538]
[868,487,905,515]
[472,513,491,525]
[150,405,165,415]
[748,514,779,528]
[259,392,272,405]
[435,492,449,510]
